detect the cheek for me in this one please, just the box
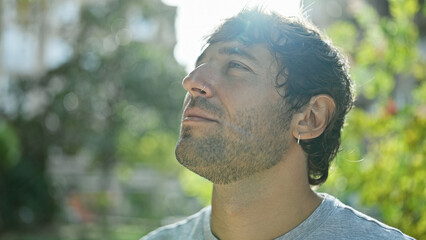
[225,103,280,139]
[225,88,281,115]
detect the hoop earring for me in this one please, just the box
[297,134,301,145]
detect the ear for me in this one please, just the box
[292,95,335,141]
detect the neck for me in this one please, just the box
[210,148,322,240]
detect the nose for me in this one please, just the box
[182,64,214,98]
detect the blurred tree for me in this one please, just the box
[0,0,185,236]
[318,0,426,238]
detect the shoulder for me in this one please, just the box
[318,193,415,240]
[140,206,211,240]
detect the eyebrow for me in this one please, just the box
[195,46,259,67]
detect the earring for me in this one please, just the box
[297,134,301,145]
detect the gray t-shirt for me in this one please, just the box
[141,193,415,240]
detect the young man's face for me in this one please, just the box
[175,41,293,184]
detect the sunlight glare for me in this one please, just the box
[162,0,301,72]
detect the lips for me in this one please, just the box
[183,108,218,123]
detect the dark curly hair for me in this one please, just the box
[206,9,355,186]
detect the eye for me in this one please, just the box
[228,61,251,72]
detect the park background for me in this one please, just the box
[0,0,425,239]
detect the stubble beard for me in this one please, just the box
[175,99,291,185]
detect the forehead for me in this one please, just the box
[196,41,275,67]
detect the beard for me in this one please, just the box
[175,96,292,184]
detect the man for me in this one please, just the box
[142,9,414,240]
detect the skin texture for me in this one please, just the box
[175,41,335,240]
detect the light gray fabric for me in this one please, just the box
[141,193,415,240]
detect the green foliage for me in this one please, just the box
[319,1,426,238]
[117,129,178,171]
[179,170,212,206]
[0,121,20,169]
[1,0,186,234]
[327,21,358,52]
